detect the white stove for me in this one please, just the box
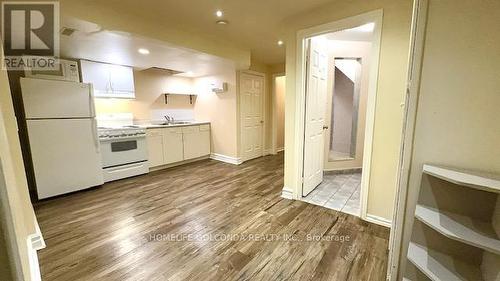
[98,126,146,141]
[96,114,149,182]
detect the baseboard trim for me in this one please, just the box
[150,155,210,171]
[365,214,392,228]
[281,187,294,200]
[210,153,242,165]
[323,167,362,174]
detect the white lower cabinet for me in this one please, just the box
[199,124,211,156]
[163,127,184,164]
[146,124,211,168]
[146,129,164,168]
[182,126,200,160]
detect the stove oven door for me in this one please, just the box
[100,136,148,168]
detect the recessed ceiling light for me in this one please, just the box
[215,10,223,17]
[277,40,284,46]
[138,48,150,55]
[216,20,229,25]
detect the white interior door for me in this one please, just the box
[303,37,328,196]
[240,73,264,161]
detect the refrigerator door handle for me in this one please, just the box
[88,83,96,118]
[92,118,100,153]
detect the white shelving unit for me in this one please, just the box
[405,164,500,281]
[408,242,483,281]
[415,204,500,255]
[423,164,500,194]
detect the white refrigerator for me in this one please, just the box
[20,77,104,199]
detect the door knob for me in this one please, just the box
[323,126,329,130]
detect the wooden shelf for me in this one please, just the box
[164,93,196,104]
[407,242,483,281]
[415,205,500,255]
[423,164,500,193]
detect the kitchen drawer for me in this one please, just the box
[146,128,163,137]
[103,161,148,182]
[199,124,210,131]
[164,127,183,134]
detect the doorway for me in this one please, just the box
[271,74,286,154]
[298,12,382,220]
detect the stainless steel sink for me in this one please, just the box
[157,121,192,126]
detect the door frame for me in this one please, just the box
[294,9,383,222]
[0,161,24,280]
[238,70,266,162]
[271,72,286,154]
[387,0,428,280]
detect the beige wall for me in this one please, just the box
[324,40,372,171]
[400,0,500,274]
[275,76,286,150]
[0,44,40,280]
[283,0,412,221]
[193,70,238,158]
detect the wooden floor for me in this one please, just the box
[35,153,390,281]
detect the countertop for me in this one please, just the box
[136,121,210,129]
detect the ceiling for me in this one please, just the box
[60,18,236,77]
[62,0,335,65]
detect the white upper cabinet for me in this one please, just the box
[108,64,135,94]
[80,60,110,95]
[80,60,135,98]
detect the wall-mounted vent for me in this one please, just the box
[60,27,76,36]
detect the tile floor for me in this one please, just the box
[300,172,361,217]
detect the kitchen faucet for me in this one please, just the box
[164,115,174,123]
